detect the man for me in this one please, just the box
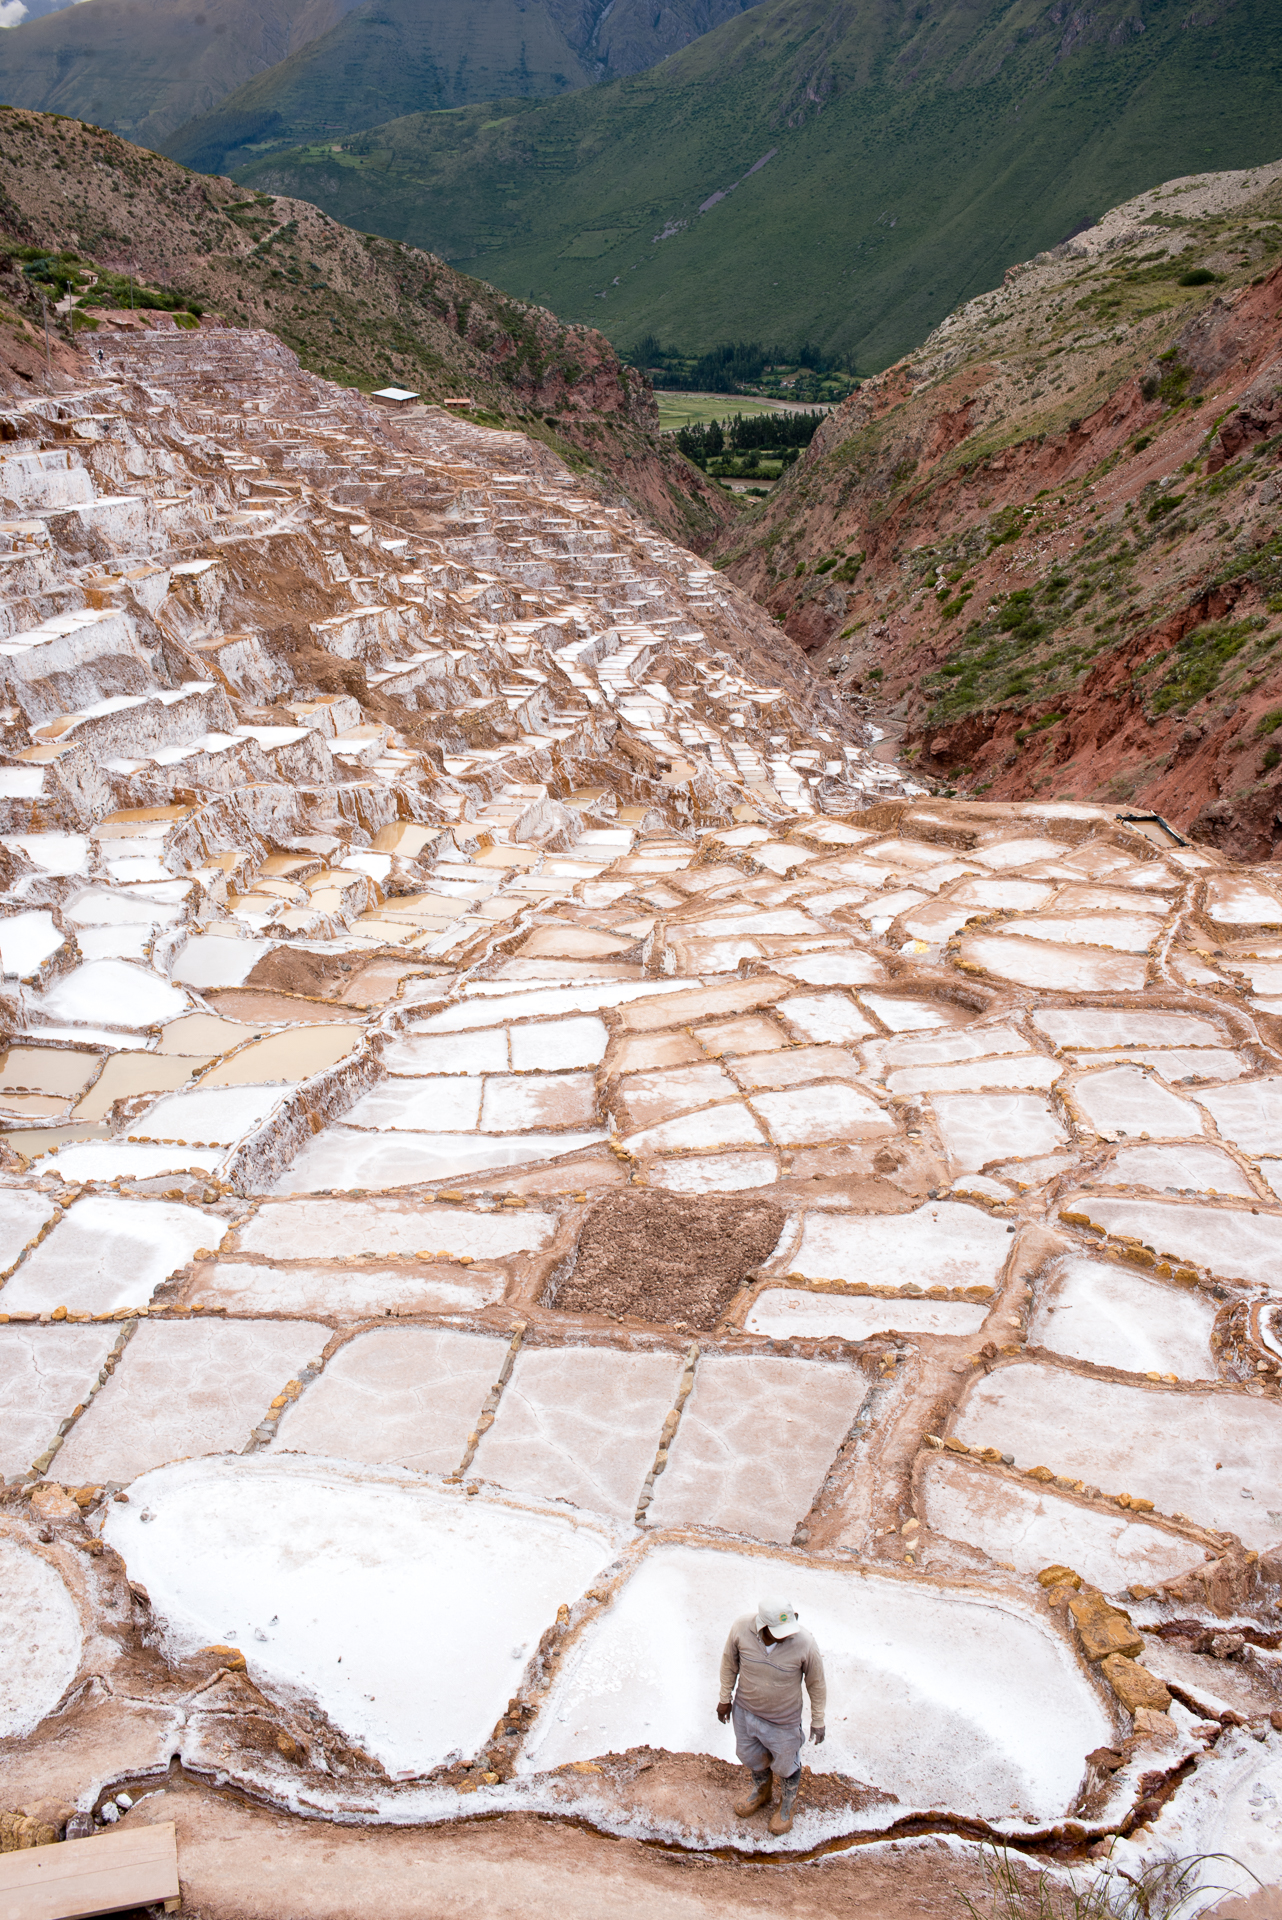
[717,1598,826,1835]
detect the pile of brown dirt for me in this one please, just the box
[551,1189,785,1329]
[244,948,365,999]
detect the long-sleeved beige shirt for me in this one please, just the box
[719,1615,827,1727]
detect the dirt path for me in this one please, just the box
[119,1776,994,1920]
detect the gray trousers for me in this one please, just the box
[732,1701,803,1777]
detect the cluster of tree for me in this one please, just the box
[674,409,826,467]
[631,335,856,393]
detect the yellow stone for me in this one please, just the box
[1100,1654,1171,1714]
[1068,1591,1143,1662]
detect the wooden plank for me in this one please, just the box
[0,1820,180,1920]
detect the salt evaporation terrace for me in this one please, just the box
[1,331,1281,1881]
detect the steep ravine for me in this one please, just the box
[712,162,1282,860]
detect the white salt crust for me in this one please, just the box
[522,1542,1112,1821]
[0,1323,116,1478]
[240,1200,553,1262]
[2,1194,215,1314]
[1026,1256,1219,1377]
[746,1291,989,1341]
[196,1261,504,1317]
[269,1126,607,1190]
[646,1352,865,1543]
[790,1202,1014,1290]
[0,1188,59,1272]
[56,1317,328,1482]
[1065,1194,1282,1287]
[272,1327,509,1473]
[953,1361,1282,1547]
[932,1093,1069,1171]
[0,1537,83,1737]
[920,1453,1206,1591]
[473,1346,685,1519]
[105,1456,621,1776]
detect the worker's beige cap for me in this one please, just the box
[755,1599,800,1637]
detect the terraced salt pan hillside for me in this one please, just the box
[1,331,1280,1881]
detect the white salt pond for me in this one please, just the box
[0,1323,116,1477]
[1,832,90,877]
[648,1150,779,1192]
[44,1141,225,1182]
[474,1346,684,1519]
[104,1456,622,1775]
[1071,1066,1203,1141]
[137,1083,288,1145]
[932,1092,1069,1170]
[520,1542,1112,1822]
[790,1202,1012,1290]
[953,1361,1282,1546]
[1033,1009,1224,1050]
[646,1352,865,1543]
[776,993,876,1045]
[0,909,65,979]
[859,994,957,1033]
[749,1083,893,1146]
[862,1026,1033,1079]
[746,1290,989,1341]
[195,1260,504,1317]
[0,1186,58,1273]
[1097,1142,1255,1196]
[957,935,1148,994]
[921,1454,1207,1591]
[1027,1256,1219,1377]
[623,1103,765,1157]
[273,1328,507,1473]
[56,1318,327,1483]
[1,1194,216,1314]
[886,1057,1060,1097]
[1064,1194,1281,1286]
[728,1046,864,1092]
[1000,914,1162,952]
[271,1123,608,1189]
[1147,1725,1282,1904]
[771,952,884,987]
[239,1199,553,1262]
[0,1538,83,1737]
[35,958,189,1029]
[618,1061,738,1128]
[1194,1076,1282,1156]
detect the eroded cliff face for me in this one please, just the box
[712,161,1282,859]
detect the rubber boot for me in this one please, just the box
[769,1769,801,1835]
[733,1768,772,1818]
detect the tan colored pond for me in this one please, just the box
[0,1047,103,1097]
[73,1052,216,1121]
[198,1025,365,1086]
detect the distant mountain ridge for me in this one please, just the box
[0,0,368,149]
[226,0,1282,370]
[163,0,763,176]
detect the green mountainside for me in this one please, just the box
[0,0,368,150]
[0,106,731,543]
[232,0,1282,370]
[164,0,764,177]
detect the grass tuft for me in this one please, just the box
[959,1846,1255,1920]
